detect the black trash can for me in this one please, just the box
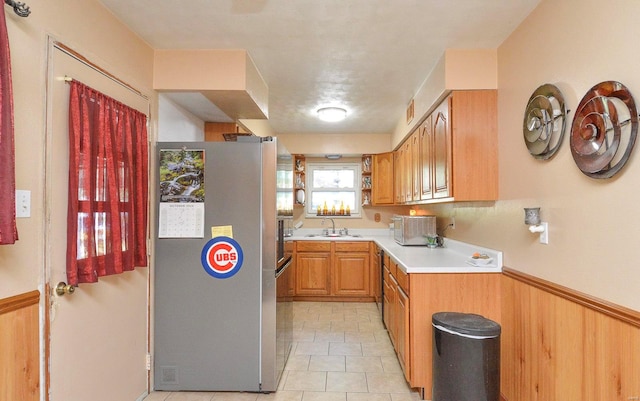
[432,312,501,401]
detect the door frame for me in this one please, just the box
[42,36,153,400]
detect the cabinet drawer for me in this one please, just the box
[395,266,409,295]
[383,253,390,268]
[334,241,370,253]
[296,241,331,252]
[389,259,398,279]
[383,266,390,283]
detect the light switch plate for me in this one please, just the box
[15,190,30,218]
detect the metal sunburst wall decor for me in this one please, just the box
[570,81,638,179]
[523,84,568,159]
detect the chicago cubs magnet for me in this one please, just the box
[200,236,244,279]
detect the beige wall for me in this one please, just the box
[414,0,640,311]
[1,0,154,296]
[278,132,392,155]
[0,0,155,399]
[391,49,498,149]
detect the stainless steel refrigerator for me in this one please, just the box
[153,136,293,392]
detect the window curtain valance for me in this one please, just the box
[66,80,148,285]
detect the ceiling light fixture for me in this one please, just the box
[317,107,347,122]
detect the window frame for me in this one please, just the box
[304,162,362,218]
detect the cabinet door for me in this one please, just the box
[382,268,392,330]
[432,97,452,199]
[449,90,498,201]
[332,253,370,296]
[403,141,412,203]
[419,116,433,200]
[387,276,398,347]
[204,122,244,141]
[396,286,410,381]
[372,152,394,205]
[394,150,403,204]
[411,132,421,201]
[371,244,381,305]
[295,252,331,295]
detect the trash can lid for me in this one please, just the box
[432,312,501,337]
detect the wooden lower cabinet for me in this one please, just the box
[294,241,373,301]
[382,266,392,332]
[396,285,410,379]
[295,251,331,295]
[383,256,501,398]
[384,259,410,381]
[333,252,370,296]
[385,273,398,346]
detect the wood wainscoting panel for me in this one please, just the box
[0,290,40,401]
[502,269,640,401]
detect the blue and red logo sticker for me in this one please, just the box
[200,236,244,279]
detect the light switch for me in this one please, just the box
[15,190,30,218]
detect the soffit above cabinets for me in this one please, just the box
[154,49,268,122]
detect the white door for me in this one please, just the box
[45,41,150,401]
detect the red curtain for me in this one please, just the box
[67,81,148,285]
[0,4,18,245]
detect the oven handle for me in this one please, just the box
[275,257,292,278]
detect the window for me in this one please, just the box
[305,162,361,218]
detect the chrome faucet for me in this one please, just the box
[322,217,336,234]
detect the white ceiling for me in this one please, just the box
[98,0,540,135]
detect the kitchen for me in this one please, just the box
[1,1,640,401]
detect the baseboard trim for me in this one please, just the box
[503,267,640,328]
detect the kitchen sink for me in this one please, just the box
[304,233,362,238]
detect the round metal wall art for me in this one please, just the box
[570,81,638,179]
[523,84,568,159]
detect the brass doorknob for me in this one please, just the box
[55,282,75,296]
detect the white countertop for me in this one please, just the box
[289,228,503,274]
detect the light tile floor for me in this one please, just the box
[144,302,422,401]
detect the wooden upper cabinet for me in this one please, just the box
[410,132,421,201]
[204,122,248,142]
[449,90,498,201]
[432,97,452,199]
[372,152,394,205]
[397,89,497,204]
[402,140,412,203]
[419,116,433,200]
[394,148,403,204]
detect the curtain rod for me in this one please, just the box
[54,41,149,101]
[4,0,30,17]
